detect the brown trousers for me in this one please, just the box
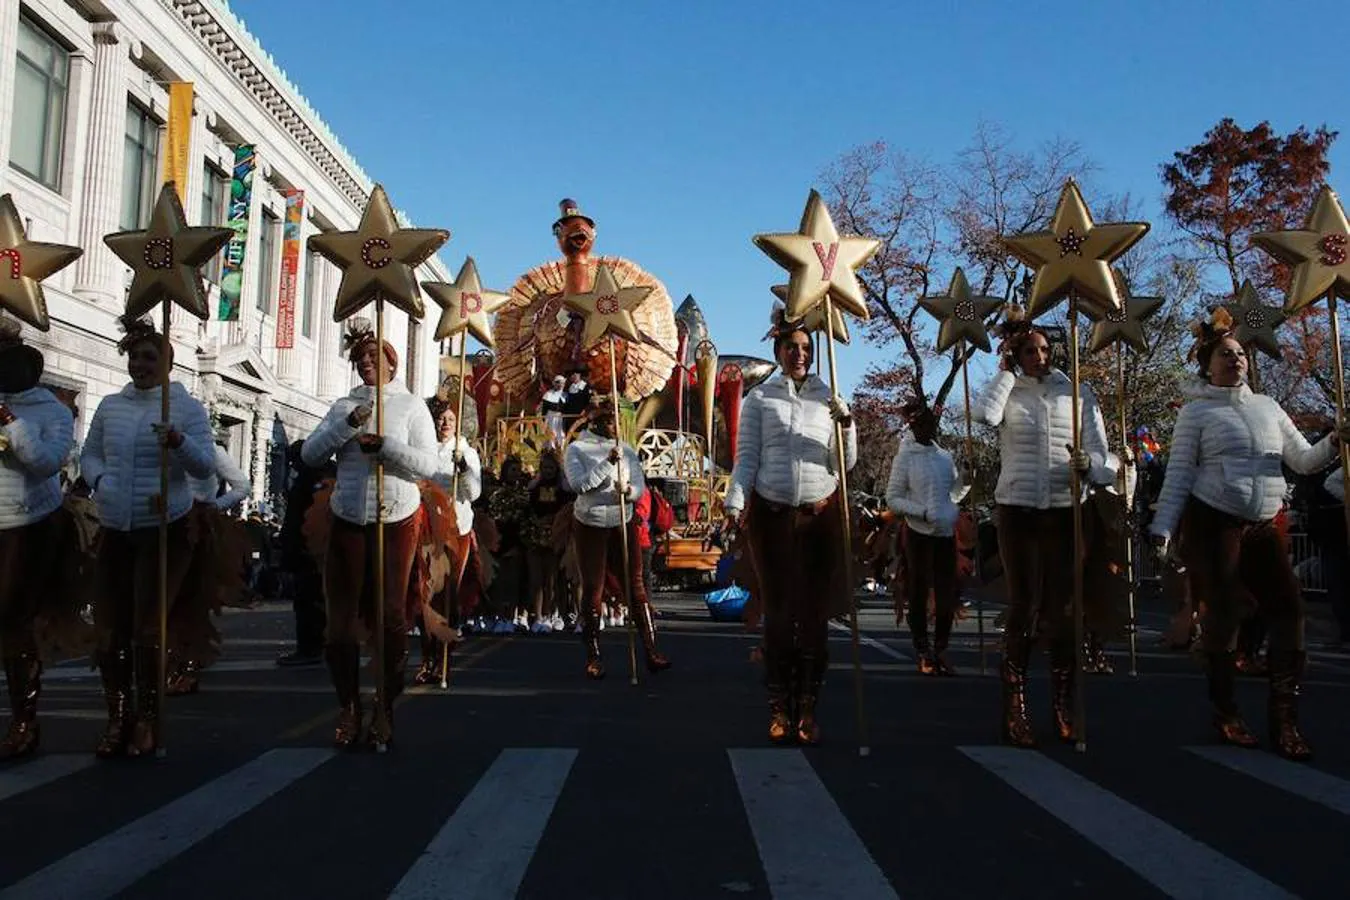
[995,505,1074,654]
[0,513,62,652]
[572,518,646,615]
[323,513,422,645]
[903,530,957,651]
[95,519,195,648]
[1180,498,1304,653]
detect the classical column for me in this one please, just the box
[0,8,22,180]
[250,392,274,505]
[315,255,342,400]
[73,24,138,306]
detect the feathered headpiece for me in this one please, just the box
[764,298,810,342]
[1187,306,1235,362]
[994,304,1037,355]
[342,317,375,355]
[115,314,163,356]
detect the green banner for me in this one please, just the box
[217,144,255,321]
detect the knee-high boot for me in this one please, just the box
[1268,650,1312,761]
[415,629,443,685]
[1049,641,1076,744]
[933,605,957,676]
[325,643,362,750]
[127,645,162,758]
[95,646,132,758]
[368,633,407,748]
[0,653,42,760]
[794,648,826,746]
[632,600,671,673]
[581,605,604,680]
[1205,650,1258,747]
[764,630,793,745]
[1000,633,1035,748]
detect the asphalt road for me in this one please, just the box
[1,590,1349,899]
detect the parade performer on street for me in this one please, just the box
[81,317,216,758]
[1149,309,1348,760]
[0,319,77,760]
[564,396,670,679]
[885,396,968,676]
[301,320,438,749]
[972,306,1113,748]
[724,305,856,745]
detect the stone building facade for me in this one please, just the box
[0,0,453,509]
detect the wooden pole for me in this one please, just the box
[442,335,469,689]
[960,341,985,676]
[609,337,639,686]
[371,299,389,752]
[1068,297,1087,753]
[156,299,170,758]
[1327,293,1350,548]
[1117,344,1138,678]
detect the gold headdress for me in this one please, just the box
[1187,306,1235,362]
[115,314,161,356]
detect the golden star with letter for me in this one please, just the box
[1003,180,1150,319]
[104,182,231,322]
[917,268,1003,353]
[563,263,652,350]
[308,183,449,322]
[1227,278,1286,360]
[0,193,82,331]
[753,189,879,322]
[769,284,849,343]
[424,256,510,348]
[1084,272,1163,354]
[1251,186,1350,315]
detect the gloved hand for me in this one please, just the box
[151,422,183,449]
[347,404,373,428]
[828,396,852,426]
[1066,444,1091,476]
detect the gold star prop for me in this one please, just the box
[1003,180,1150,319]
[104,182,231,322]
[1084,272,1163,354]
[753,189,879,322]
[424,256,510,348]
[1251,185,1350,315]
[1228,278,1286,360]
[770,284,850,343]
[563,263,653,350]
[308,183,449,322]
[0,194,82,331]
[917,268,1003,353]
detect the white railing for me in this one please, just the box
[1133,531,1326,594]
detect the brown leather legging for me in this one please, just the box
[0,513,63,652]
[1179,498,1303,653]
[95,519,195,649]
[323,513,422,644]
[573,518,646,614]
[904,529,957,649]
[995,504,1074,652]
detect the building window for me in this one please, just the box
[301,250,319,339]
[200,164,228,283]
[10,16,69,190]
[120,104,160,230]
[256,210,278,314]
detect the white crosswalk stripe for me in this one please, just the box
[1187,745,1350,817]
[0,754,93,803]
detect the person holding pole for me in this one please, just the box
[1148,308,1348,761]
[81,317,216,758]
[972,307,1113,748]
[301,320,439,750]
[724,304,856,746]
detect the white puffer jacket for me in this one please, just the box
[189,445,252,511]
[885,439,969,537]
[301,380,438,525]
[725,374,857,514]
[80,382,216,531]
[0,387,75,529]
[564,429,646,528]
[431,436,482,536]
[971,369,1112,509]
[1149,380,1336,539]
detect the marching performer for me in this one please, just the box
[1149,310,1347,760]
[81,318,216,758]
[724,305,856,745]
[885,397,968,675]
[0,320,75,759]
[972,307,1113,747]
[301,321,438,749]
[564,397,670,678]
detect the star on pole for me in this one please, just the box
[1084,272,1163,354]
[0,193,82,331]
[753,189,880,322]
[104,182,231,322]
[769,284,850,343]
[563,263,653,350]
[424,256,510,348]
[1003,180,1150,319]
[307,183,449,322]
[1251,185,1350,315]
[917,268,1003,353]
[1228,278,1286,360]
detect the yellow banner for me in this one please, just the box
[162,82,194,205]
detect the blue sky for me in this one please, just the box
[227,0,1349,395]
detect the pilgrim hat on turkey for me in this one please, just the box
[0,316,44,393]
[551,198,595,236]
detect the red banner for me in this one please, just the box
[275,190,304,348]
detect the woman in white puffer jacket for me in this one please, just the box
[1149,310,1347,761]
[80,318,216,759]
[972,307,1113,749]
[0,320,75,760]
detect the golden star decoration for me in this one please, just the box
[0,194,82,332]
[1228,278,1286,360]
[753,189,880,323]
[307,183,449,322]
[563,263,653,350]
[1084,275,1163,354]
[769,284,849,343]
[917,268,1003,353]
[1251,185,1350,315]
[1003,180,1150,319]
[104,182,231,322]
[424,256,510,348]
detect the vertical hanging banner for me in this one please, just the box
[161,82,194,204]
[217,145,256,321]
[275,189,304,348]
